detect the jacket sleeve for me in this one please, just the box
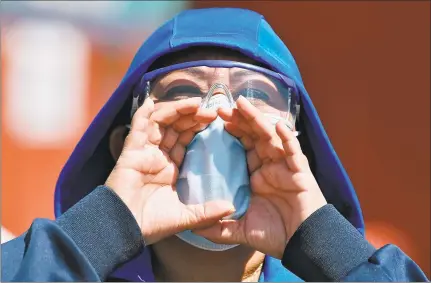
[281,204,429,282]
[1,186,145,282]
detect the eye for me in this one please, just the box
[162,85,203,101]
[234,88,270,102]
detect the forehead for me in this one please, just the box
[160,66,266,80]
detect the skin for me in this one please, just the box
[106,51,327,281]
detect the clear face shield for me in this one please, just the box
[132,60,300,133]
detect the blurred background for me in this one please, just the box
[1,0,429,276]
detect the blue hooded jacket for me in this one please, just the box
[55,8,364,229]
[1,8,428,282]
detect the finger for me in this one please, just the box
[223,99,285,161]
[235,96,274,140]
[275,121,302,156]
[275,122,306,172]
[254,137,285,163]
[123,129,148,150]
[195,108,218,123]
[224,122,254,150]
[169,123,211,166]
[180,201,236,231]
[252,161,308,193]
[171,109,216,132]
[286,153,310,173]
[159,127,178,152]
[125,122,163,149]
[176,122,210,147]
[218,108,255,137]
[258,162,290,190]
[147,121,164,146]
[119,146,168,175]
[189,122,210,133]
[226,121,283,163]
[150,98,202,127]
[177,130,196,146]
[130,97,155,131]
[172,115,199,132]
[247,149,262,173]
[250,169,277,195]
[169,143,186,167]
[193,219,246,245]
[217,108,234,122]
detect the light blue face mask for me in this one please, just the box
[175,86,251,251]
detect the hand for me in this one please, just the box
[105,97,236,245]
[194,96,327,259]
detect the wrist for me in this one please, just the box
[286,192,327,241]
[103,182,145,231]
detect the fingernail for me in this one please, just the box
[238,95,248,103]
[228,204,236,213]
[240,95,251,102]
[219,202,236,213]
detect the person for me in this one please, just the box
[1,8,428,282]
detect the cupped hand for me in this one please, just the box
[194,96,327,259]
[105,97,235,245]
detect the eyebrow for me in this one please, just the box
[175,67,208,78]
[231,69,263,79]
[167,67,268,82]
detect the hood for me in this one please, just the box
[54,8,364,281]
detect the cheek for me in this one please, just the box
[109,127,128,161]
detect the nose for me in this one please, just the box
[204,83,235,110]
[208,82,231,96]
[208,68,230,96]
[212,86,229,96]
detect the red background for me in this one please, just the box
[2,1,429,276]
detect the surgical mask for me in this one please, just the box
[175,88,250,251]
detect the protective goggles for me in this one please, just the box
[132,60,301,131]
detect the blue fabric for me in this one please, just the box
[51,7,367,281]
[1,191,428,281]
[1,221,100,282]
[259,257,304,282]
[282,204,377,281]
[343,245,429,281]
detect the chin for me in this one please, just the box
[153,235,255,259]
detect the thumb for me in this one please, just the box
[179,200,235,231]
[193,219,246,245]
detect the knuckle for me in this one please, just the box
[250,173,262,189]
[147,124,163,145]
[131,116,149,132]
[127,130,148,148]
[261,164,277,187]
[195,205,208,221]
[185,206,202,226]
